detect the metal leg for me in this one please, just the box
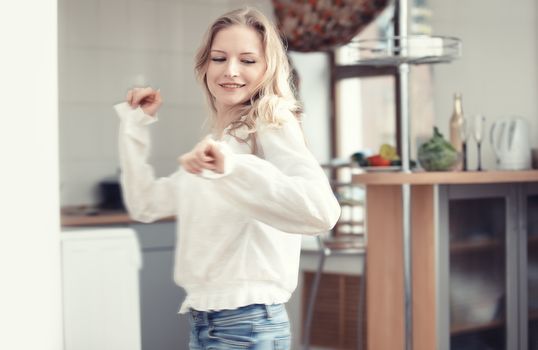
[302,246,328,350]
[402,183,413,350]
[357,251,367,350]
[396,0,413,346]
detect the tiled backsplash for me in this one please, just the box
[58,0,309,206]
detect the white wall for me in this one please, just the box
[430,0,538,170]
[59,0,232,205]
[289,52,332,162]
[59,0,332,206]
[0,1,63,349]
[59,0,538,203]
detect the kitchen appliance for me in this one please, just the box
[489,117,531,170]
[98,175,125,210]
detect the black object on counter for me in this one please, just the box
[98,177,125,210]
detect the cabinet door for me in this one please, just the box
[443,184,515,350]
[131,222,189,350]
[523,184,538,350]
[61,229,142,350]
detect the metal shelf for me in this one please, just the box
[337,31,462,350]
[330,5,462,350]
[346,35,462,67]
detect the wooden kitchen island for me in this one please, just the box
[353,170,538,350]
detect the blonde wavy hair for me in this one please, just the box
[194,7,303,153]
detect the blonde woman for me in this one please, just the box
[114,7,340,349]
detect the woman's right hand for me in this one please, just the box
[179,137,225,175]
[126,87,162,117]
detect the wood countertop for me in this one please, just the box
[61,206,175,227]
[352,169,538,185]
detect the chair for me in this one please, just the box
[302,161,367,350]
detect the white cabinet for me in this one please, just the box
[61,228,142,350]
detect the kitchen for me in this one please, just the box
[2,0,538,350]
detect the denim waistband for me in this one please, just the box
[188,303,283,326]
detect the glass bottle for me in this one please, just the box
[450,93,465,170]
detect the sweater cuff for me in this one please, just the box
[199,141,236,180]
[114,102,159,125]
[114,102,158,144]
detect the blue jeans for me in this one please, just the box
[187,303,291,350]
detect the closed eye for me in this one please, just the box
[210,57,256,64]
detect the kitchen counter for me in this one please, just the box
[60,205,321,252]
[353,169,538,350]
[352,169,538,185]
[61,206,175,227]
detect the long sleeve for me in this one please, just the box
[114,102,181,223]
[207,110,341,235]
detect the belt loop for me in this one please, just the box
[265,304,273,319]
[189,309,209,326]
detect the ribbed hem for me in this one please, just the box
[177,282,291,314]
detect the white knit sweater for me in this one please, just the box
[114,102,340,314]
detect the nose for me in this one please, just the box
[224,59,239,78]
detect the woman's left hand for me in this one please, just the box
[179,138,225,175]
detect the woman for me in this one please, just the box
[114,7,340,349]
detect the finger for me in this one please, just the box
[132,87,154,106]
[141,89,156,103]
[192,157,206,170]
[184,154,203,172]
[196,143,214,162]
[212,145,224,160]
[179,154,194,168]
[203,162,217,171]
[130,90,141,107]
[154,89,162,104]
[185,161,201,174]
[214,164,224,174]
[198,156,217,171]
[185,152,215,172]
[198,150,213,163]
[187,165,200,174]
[132,90,146,107]
[186,166,199,175]
[205,142,222,161]
[204,139,220,155]
[199,155,216,166]
[140,95,155,107]
[126,90,133,105]
[209,144,225,173]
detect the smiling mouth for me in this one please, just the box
[219,83,246,89]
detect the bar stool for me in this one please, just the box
[302,162,367,350]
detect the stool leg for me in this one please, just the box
[357,252,367,350]
[302,250,327,350]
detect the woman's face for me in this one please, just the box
[206,25,267,114]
